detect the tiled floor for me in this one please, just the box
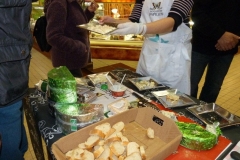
[24,47,240,160]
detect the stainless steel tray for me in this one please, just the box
[77,22,117,35]
[87,72,114,86]
[153,93,197,108]
[187,103,240,128]
[128,76,165,91]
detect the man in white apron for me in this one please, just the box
[102,0,192,94]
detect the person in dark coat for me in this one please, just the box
[190,0,240,103]
[0,0,32,159]
[44,0,98,77]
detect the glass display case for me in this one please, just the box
[89,1,143,60]
[31,0,143,60]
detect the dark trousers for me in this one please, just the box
[0,100,28,160]
[190,51,234,103]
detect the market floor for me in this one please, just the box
[24,47,240,160]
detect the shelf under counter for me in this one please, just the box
[90,39,142,61]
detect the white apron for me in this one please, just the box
[136,0,192,94]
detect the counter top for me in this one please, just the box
[24,66,240,160]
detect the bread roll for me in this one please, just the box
[120,136,129,146]
[85,135,100,149]
[97,145,111,160]
[125,152,142,160]
[112,121,125,132]
[78,143,86,149]
[105,128,116,139]
[65,150,74,160]
[89,128,105,139]
[110,141,125,156]
[95,122,111,136]
[109,150,118,160]
[140,146,146,160]
[81,150,94,160]
[65,121,152,159]
[93,145,104,158]
[127,142,140,156]
[147,127,154,139]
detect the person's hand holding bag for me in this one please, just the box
[111,22,147,35]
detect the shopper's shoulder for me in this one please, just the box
[49,0,67,8]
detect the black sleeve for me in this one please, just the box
[168,0,194,31]
[128,0,143,23]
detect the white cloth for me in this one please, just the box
[136,0,192,94]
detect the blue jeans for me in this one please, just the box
[190,51,234,103]
[0,100,28,160]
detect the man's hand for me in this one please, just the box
[111,22,147,35]
[215,32,240,51]
[88,1,99,12]
[99,16,115,24]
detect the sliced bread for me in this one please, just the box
[125,152,142,160]
[140,146,146,160]
[85,135,100,149]
[81,150,94,160]
[97,145,111,160]
[147,127,154,139]
[110,141,126,156]
[95,122,111,136]
[112,121,125,132]
[127,142,140,156]
[93,145,104,159]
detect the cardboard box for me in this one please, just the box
[52,107,182,160]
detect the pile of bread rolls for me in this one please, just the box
[65,121,154,160]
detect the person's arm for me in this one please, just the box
[128,0,143,23]
[168,0,193,31]
[85,1,98,21]
[145,18,175,34]
[110,0,193,35]
[146,0,193,34]
[46,2,86,53]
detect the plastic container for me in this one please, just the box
[54,103,104,134]
[109,85,126,97]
